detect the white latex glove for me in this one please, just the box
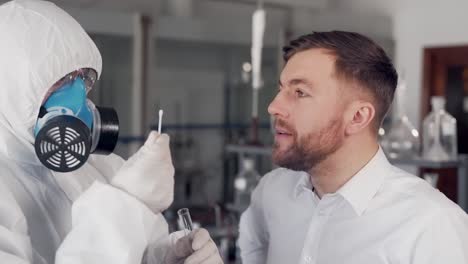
[111,131,174,214]
[165,228,224,264]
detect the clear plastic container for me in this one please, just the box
[380,78,420,159]
[422,96,458,161]
[234,158,260,211]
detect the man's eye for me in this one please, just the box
[295,89,307,97]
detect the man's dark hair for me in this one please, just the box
[283,31,398,131]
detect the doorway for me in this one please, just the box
[422,46,468,202]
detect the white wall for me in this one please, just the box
[157,2,288,46]
[292,9,392,39]
[291,8,394,58]
[64,0,394,48]
[66,7,134,36]
[331,0,396,17]
[393,0,468,126]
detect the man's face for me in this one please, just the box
[268,49,347,172]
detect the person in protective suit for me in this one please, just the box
[0,0,223,263]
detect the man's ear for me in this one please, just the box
[344,101,376,136]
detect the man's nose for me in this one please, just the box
[268,92,289,119]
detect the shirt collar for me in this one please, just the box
[294,171,313,198]
[336,147,389,216]
[292,147,390,215]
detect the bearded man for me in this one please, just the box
[238,31,468,264]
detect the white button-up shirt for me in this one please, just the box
[238,148,468,264]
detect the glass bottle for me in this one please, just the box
[381,78,420,159]
[422,96,457,161]
[233,158,260,212]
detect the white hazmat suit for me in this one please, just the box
[0,0,179,263]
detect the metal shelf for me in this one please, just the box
[389,156,468,169]
[225,144,272,156]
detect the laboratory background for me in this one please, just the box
[5,0,468,262]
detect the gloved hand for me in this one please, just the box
[111,131,174,214]
[165,228,224,264]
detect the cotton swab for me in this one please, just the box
[158,109,163,134]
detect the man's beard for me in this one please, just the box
[272,118,344,172]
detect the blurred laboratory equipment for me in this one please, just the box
[378,126,386,137]
[423,172,440,188]
[381,78,420,159]
[178,208,194,235]
[241,62,252,84]
[422,96,458,161]
[233,158,261,212]
[250,6,266,145]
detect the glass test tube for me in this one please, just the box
[177,208,193,235]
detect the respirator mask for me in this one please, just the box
[34,69,119,172]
